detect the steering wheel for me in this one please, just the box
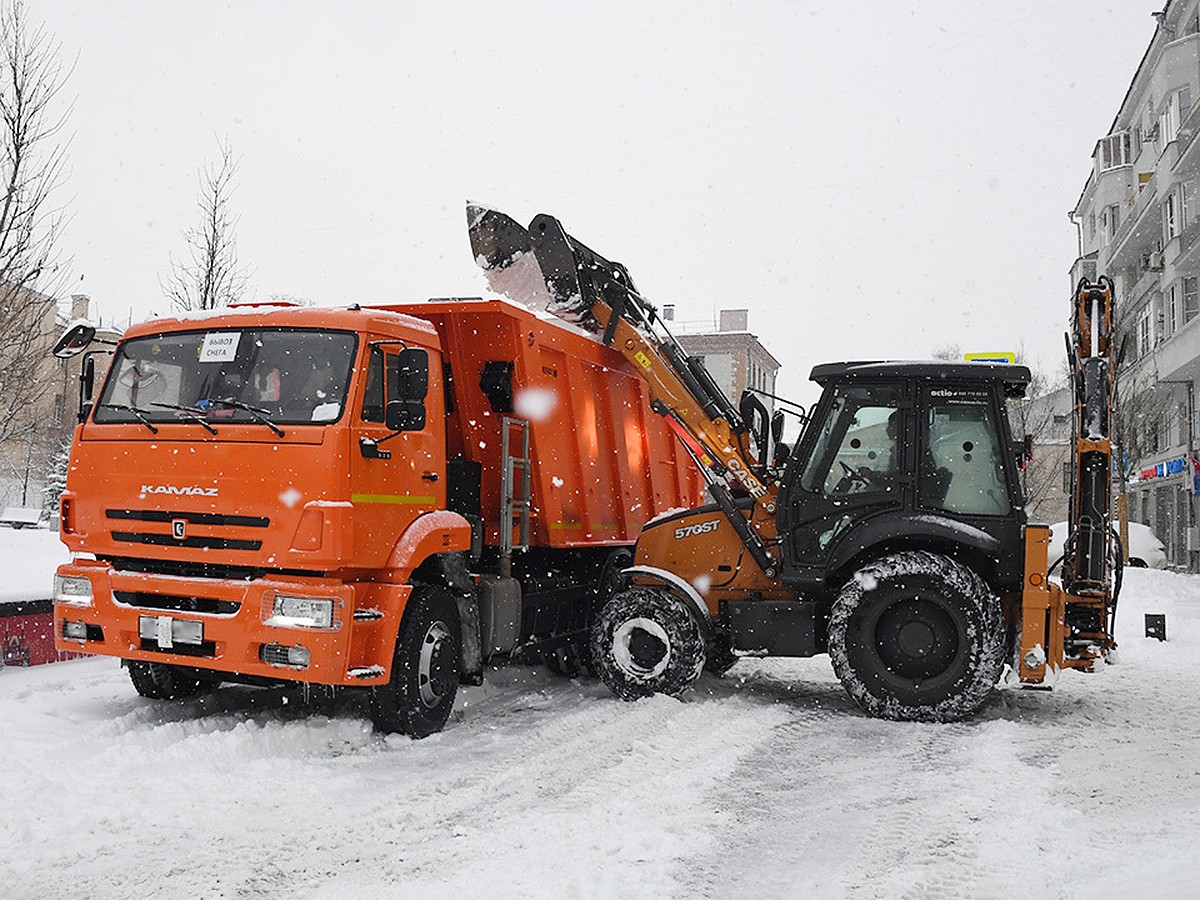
[835,460,872,493]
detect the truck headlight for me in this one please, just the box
[55,574,93,606]
[271,595,335,629]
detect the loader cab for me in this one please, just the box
[776,361,1031,596]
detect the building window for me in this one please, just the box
[1165,192,1179,240]
[1159,87,1191,145]
[1167,284,1178,338]
[1186,276,1199,323]
[1107,204,1121,238]
[1098,131,1132,170]
[1184,182,1195,229]
[1138,305,1152,357]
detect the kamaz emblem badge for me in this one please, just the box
[172,519,187,540]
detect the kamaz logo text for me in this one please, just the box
[141,484,219,497]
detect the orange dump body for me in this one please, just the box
[53,300,702,686]
[409,300,701,549]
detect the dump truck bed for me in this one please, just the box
[376,299,704,549]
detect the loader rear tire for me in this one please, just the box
[127,660,210,700]
[591,587,705,701]
[828,551,1004,722]
[371,586,461,738]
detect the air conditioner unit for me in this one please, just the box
[1149,251,1164,270]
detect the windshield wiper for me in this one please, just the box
[150,402,219,435]
[207,398,285,437]
[99,403,159,434]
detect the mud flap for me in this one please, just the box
[431,553,483,686]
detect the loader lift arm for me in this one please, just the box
[468,205,780,577]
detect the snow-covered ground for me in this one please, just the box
[2,529,1199,899]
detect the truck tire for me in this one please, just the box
[704,632,740,676]
[127,660,209,700]
[828,551,1004,722]
[591,586,705,701]
[371,586,461,738]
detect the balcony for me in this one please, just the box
[1108,174,1159,267]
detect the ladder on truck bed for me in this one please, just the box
[500,417,531,575]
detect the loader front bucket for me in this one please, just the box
[467,204,553,315]
[467,204,532,271]
[466,204,601,332]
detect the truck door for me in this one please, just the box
[780,381,907,580]
[350,342,445,566]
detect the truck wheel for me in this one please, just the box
[704,632,740,676]
[127,660,208,700]
[371,586,461,738]
[828,551,1004,722]
[542,642,585,678]
[591,587,705,701]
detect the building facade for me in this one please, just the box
[672,308,781,413]
[1071,0,1200,571]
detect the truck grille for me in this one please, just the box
[106,508,269,552]
[113,591,240,616]
[111,532,263,550]
[106,509,270,528]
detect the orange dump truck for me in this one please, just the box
[52,299,702,736]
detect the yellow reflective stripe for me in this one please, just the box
[350,493,435,505]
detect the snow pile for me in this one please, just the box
[0,526,68,605]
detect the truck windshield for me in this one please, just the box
[94,328,358,427]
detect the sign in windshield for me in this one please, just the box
[94,328,358,428]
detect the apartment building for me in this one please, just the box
[1071,1,1200,570]
[672,307,781,413]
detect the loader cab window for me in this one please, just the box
[919,386,1011,516]
[800,383,902,496]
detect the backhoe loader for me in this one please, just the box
[469,205,1119,721]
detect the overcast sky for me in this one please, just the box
[37,1,1154,406]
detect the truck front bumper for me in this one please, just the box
[53,560,409,686]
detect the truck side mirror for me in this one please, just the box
[384,348,429,432]
[53,323,97,358]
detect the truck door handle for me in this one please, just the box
[422,472,439,482]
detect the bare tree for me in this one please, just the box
[162,140,248,311]
[0,0,70,447]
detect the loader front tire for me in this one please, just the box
[828,551,1004,722]
[591,587,705,701]
[127,660,210,700]
[372,586,461,738]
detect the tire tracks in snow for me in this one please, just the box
[2,660,787,900]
